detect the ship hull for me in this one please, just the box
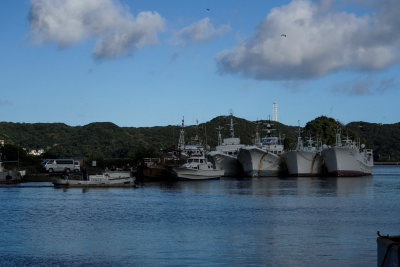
[53,178,135,187]
[173,167,223,180]
[0,178,22,184]
[237,147,281,177]
[208,151,241,177]
[142,166,175,180]
[53,172,135,187]
[283,150,323,177]
[322,147,373,177]
[0,171,22,184]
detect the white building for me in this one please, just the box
[28,149,45,156]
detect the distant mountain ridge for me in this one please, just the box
[0,116,398,161]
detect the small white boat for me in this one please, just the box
[53,171,135,187]
[173,155,224,180]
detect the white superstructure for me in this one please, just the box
[208,115,246,177]
[0,153,24,184]
[237,121,284,177]
[321,129,373,176]
[178,117,204,157]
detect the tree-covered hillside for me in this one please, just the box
[0,117,298,159]
[304,116,360,145]
[0,116,399,162]
[347,121,400,162]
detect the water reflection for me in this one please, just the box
[336,176,373,196]
[1,166,399,266]
[139,175,373,199]
[55,187,136,193]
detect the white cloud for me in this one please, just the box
[333,77,396,95]
[171,18,231,46]
[216,0,400,80]
[28,0,165,59]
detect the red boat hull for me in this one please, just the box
[0,179,22,184]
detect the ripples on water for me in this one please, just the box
[1,165,399,266]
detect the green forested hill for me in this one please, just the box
[0,116,399,162]
[347,121,400,162]
[0,117,298,159]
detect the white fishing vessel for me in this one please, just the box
[283,126,323,176]
[321,128,373,176]
[208,114,246,177]
[53,171,135,187]
[173,154,224,180]
[237,121,284,177]
[0,154,24,184]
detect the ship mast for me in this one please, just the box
[229,113,235,138]
[335,125,342,147]
[307,134,313,148]
[265,115,275,137]
[178,116,185,150]
[254,122,261,145]
[194,119,199,144]
[296,120,303,151]
[343,132,352,146]
[216,126,223,146]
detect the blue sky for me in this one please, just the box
[0,0,399,127]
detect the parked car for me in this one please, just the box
[41,159,51,167]
[44,159,79,173]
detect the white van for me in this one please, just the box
[44,159,80,173]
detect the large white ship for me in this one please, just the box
[321,129,373,176]
[237,121,284,177]
[283,129,323,177]
[208,115,246,177]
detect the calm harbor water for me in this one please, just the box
[1,166,400,266]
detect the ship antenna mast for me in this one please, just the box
[178,116,185,150]
[216,126,223,146]
[255,121,261,145]
[229,112,235,138]
[335,124,342,147]
[296,120,303,151]
[194,119,199,144]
